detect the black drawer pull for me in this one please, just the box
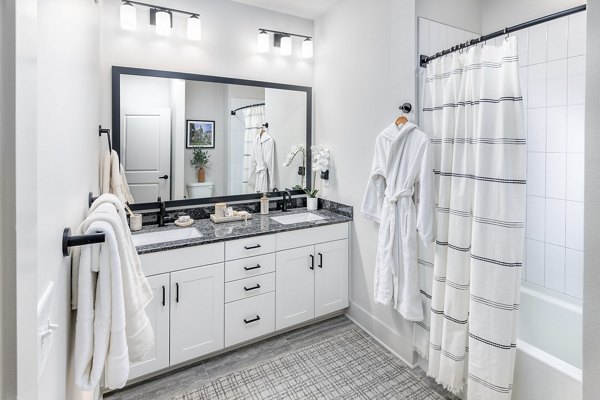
[318,253,323,268]
[244,264,261,271]
[244,315,261,324]
[244,244,262,250]
[309,254,314,270]
[162,285,166,307]
[175,282,179,303]
[244,284,261,291]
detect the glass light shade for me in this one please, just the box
[187,15,202,41]
[257,31,269,53]
[155,10,171,36]
[302,38,313,58]
[280,35,292,56]
[120,2,137,31]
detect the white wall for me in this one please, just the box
[265,88,307,190]
[417,0,482,33]
[35,1,102,399]
[483,0,585,32]
[314,0,418,363]
[170,79,186,200]
[14,0,40,398]
[583,1,600,398]
[0,1,18,398]
[101,0,314,129]
[185,81,227,196]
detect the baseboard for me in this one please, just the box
[345,301,416,368]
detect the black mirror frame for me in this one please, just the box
[111,66,312,211]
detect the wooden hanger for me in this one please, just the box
[395,115,408,126]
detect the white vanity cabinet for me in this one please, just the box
[170,264,224,365]
[129,221,350,382]
[128,274,170,380]
[131,243,225,381]
[275,224,349,330]
[224,236,277,347]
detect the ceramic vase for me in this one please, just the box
[307,197,318,211]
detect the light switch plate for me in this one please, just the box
[37,281,55,380]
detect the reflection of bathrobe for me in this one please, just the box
[361,122,435,321]
[249,132,276,192]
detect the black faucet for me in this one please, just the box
[281,190,292,212]
[157,197,166,227]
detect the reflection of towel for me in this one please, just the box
[100,150,134,204]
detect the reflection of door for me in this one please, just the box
[122,108,171,202]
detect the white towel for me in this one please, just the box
[74,222,129,390]
[100,150,134,204]
[72,194,154,363]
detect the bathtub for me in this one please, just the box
[512,282,582,400]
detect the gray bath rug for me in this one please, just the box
[173,328,443,400]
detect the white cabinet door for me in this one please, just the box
[129,273,170,380]
[315,239,349,318]
[275,246,315,330]
[170,263,224,365]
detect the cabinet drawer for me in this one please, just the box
[225,292,275,347]
[225,273,275,303]
[225,235,275,261]
[276,223,348,251]
[224,253,276,282]
[139,242,224,276]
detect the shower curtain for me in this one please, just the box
[242,105,265,193]
[418,37,526,399]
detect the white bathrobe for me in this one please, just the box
[249,132,276,192]
[361,122,435,321]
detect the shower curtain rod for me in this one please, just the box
[230,102,266,116]
[419,4,586,67]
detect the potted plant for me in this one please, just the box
[304,188,319,210]
[190,147,211,183]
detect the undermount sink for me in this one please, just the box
[132,227,202,247]
[271,212,326,225]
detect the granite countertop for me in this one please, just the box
[134,207,353,255]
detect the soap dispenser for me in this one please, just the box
[260,193,269,215]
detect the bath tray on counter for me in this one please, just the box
[210,214,253,224]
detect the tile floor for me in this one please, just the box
[104,316,457,400]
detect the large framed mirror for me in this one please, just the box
[111,66,312,208]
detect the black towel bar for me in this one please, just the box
[62,227,105,257]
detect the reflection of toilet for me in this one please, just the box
[187,182,214,198]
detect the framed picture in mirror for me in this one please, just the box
[186,120,215,148]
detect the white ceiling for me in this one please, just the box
[230,0,340,19]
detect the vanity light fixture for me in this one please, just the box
[120,1,137,31]
[120,1,201,41]
[280,35,292,56]
[257,29,313,58]
[187,15,202,41]
[257,30,270,53]
[302,38,313,58]
[153,9,172,36]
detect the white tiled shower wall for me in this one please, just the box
[417,14,586,300]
